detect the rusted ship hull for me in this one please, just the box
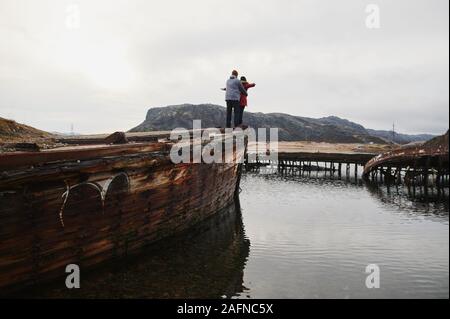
[363,131,449,178]
[0,134,246,291]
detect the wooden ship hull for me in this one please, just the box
[363,131,449,184]
[0,131,247,291]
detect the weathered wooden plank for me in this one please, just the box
[0,133,247,291]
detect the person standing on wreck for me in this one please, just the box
[223,70,247,128]
[239,76,256,125]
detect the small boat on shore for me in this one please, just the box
[0,130,247,291]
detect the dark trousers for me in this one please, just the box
[234,104,244,126]
[226,100,244,128]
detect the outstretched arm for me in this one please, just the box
[238,81,248,96]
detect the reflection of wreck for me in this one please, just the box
[365,181,449,216]
[363,131,449,188]
[21,199,250,298]
[0,130,247,291]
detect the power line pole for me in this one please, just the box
[392,122,395,143]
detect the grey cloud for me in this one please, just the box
[0,0,448,135]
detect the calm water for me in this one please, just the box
[19,168,449,298]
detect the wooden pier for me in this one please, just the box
[244,135,450,190]
[245,141,381,179]
[246,154,372,179]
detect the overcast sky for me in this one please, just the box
[1,0,448,134]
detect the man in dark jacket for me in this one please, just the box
[224,70,247,128]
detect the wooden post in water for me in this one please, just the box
[412,162,417,197]
[387,166,392,186]
[437,157,443,196]
[396,167,402,184]
[424,158,430,198]
[405,167,411,192]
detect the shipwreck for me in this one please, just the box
[363,130,449,187]
[0,129,247,291]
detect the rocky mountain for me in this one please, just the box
[0,117,53,143]
[366,129,436,145]
[129,104,437,144]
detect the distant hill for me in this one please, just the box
[423,130,449,149]
[0,117,52,143]
[366,129,435,144]
[129,104,437,144]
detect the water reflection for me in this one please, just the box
[250,165,449,219]
[239,167,448,298]
[13,167,449,299]
[18,200,250,299]
[365,181,449,220]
